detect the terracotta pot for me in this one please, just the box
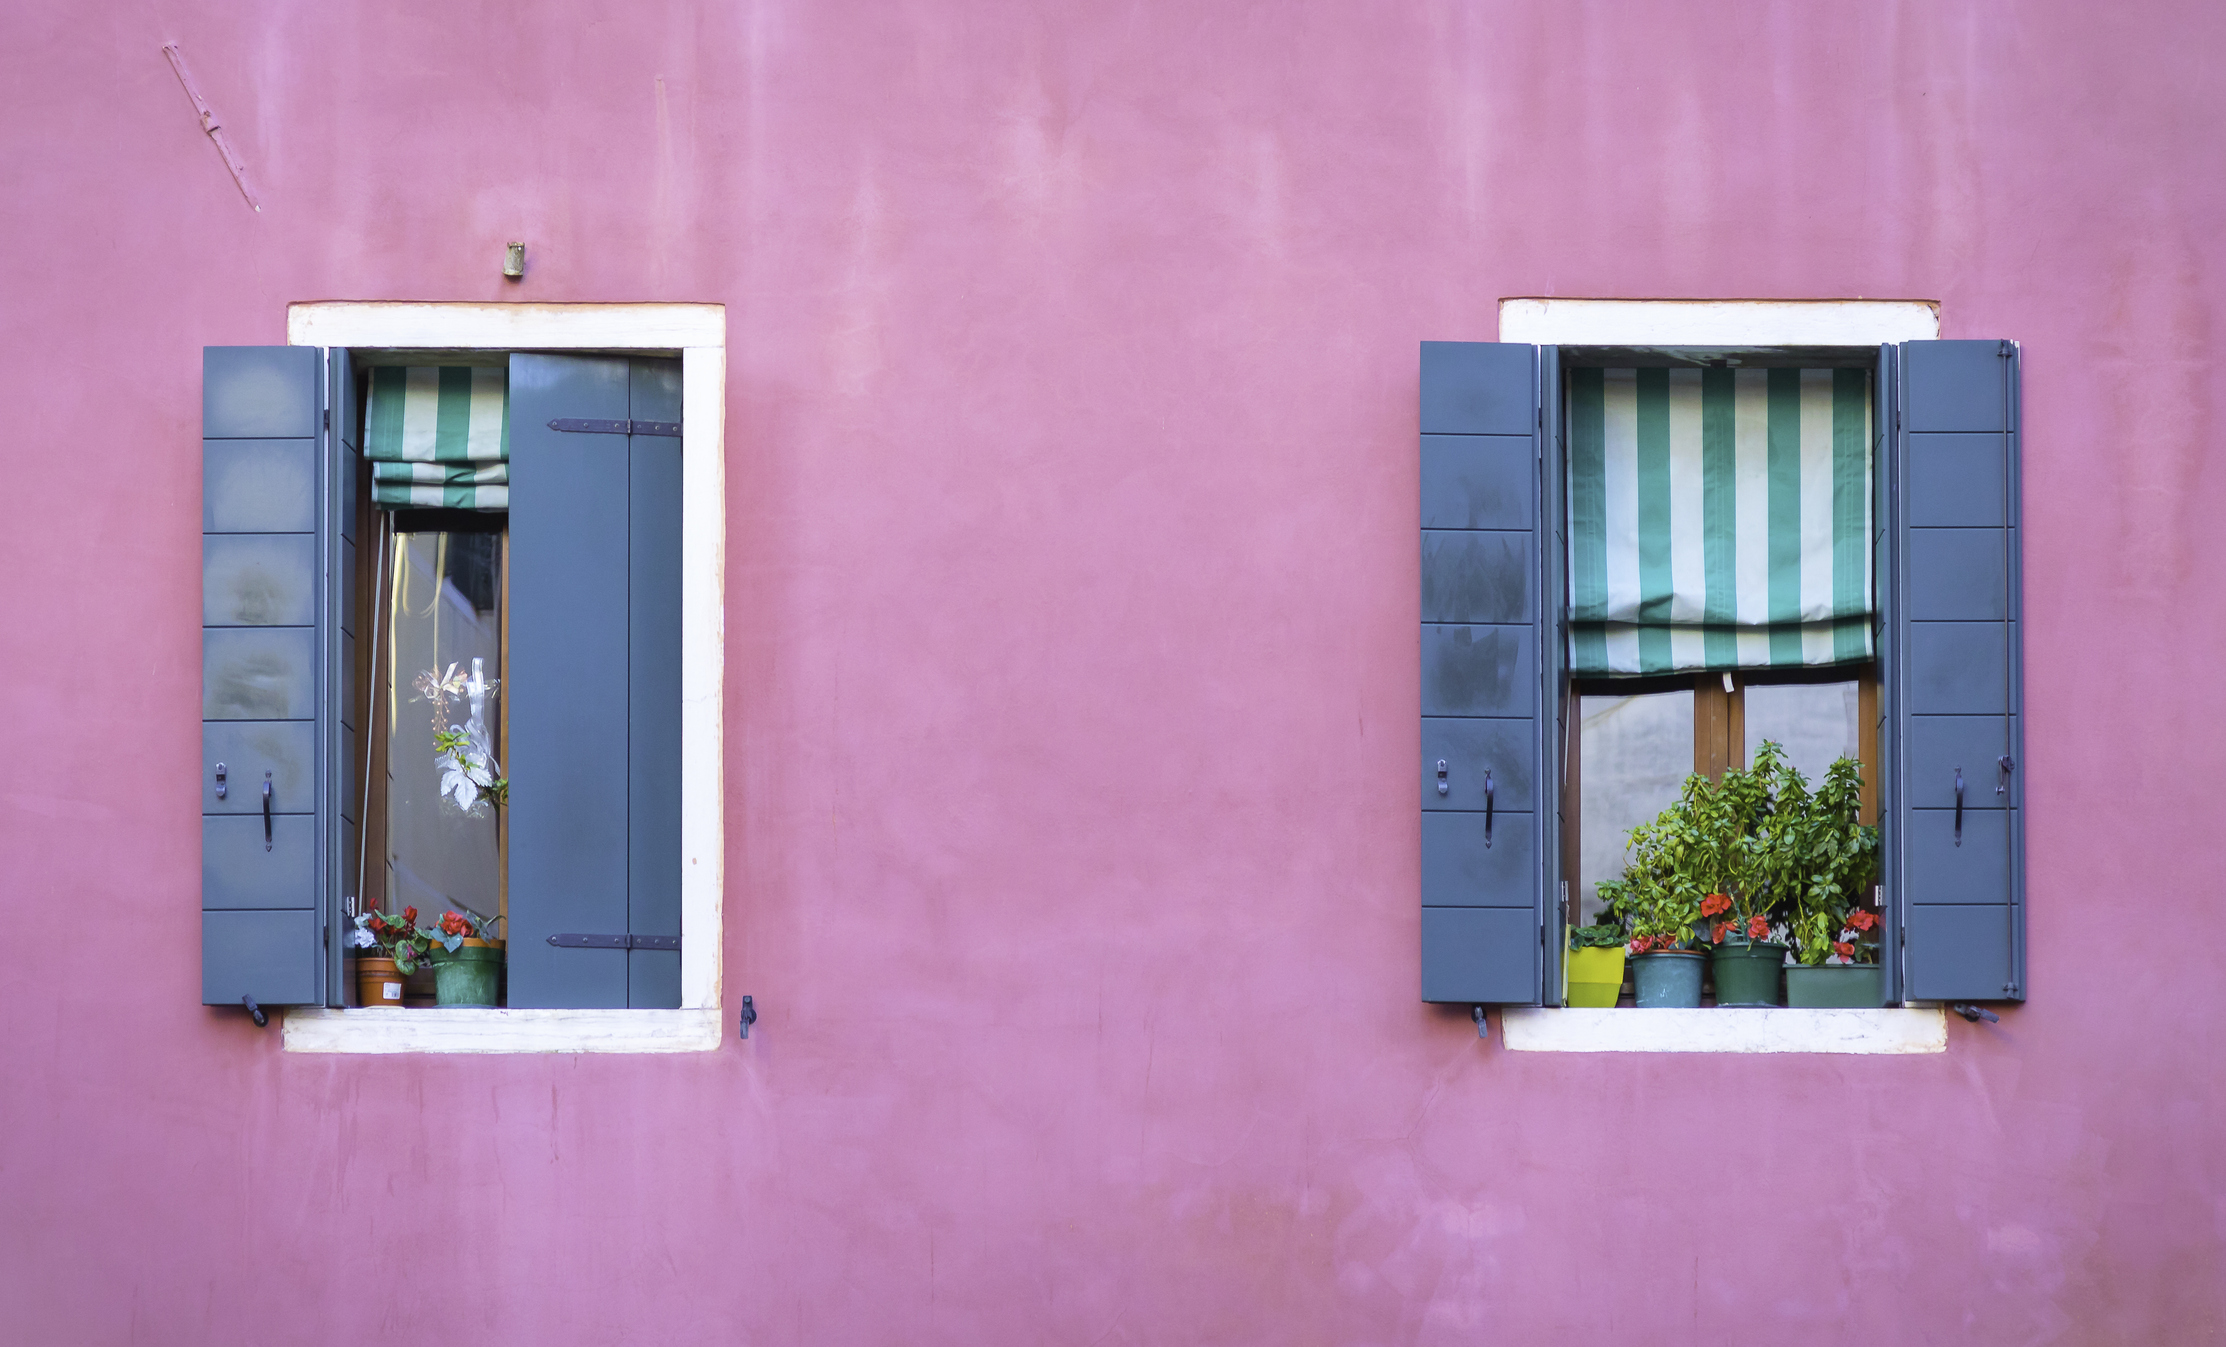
[355,956,405,1007]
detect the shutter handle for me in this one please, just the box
[1483,770,1495,849]
[214,761,228,800]
[1996,754,2015,797]
[262,771,273,851]
[1435,760,1449,797]
[241,994,267,1028]
[1952,767,1965,848]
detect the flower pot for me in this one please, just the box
[1785,963,1885,1008]
[1631,950,1705,1008]
[355,956,405,1007]
[1565,945,1627,1008]
[429,939,504,1007]
[1710,939,1789,1007]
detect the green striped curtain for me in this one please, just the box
[1566,367,1872,676]
[364,367,508,510]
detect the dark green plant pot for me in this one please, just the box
[1631,951,1705,1008]
[430,942,504,1007]
[1785,963,1885,1008]
[1710,940,1789,1007]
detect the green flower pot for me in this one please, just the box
[1710,940,1788,1007]
[1631,951,1705,1008]
[429,941,504,1007]
[1785,963,1885,1008]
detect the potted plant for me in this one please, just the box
[425,908,506,1007]
[348,906,433,1007]
[1597,817,1706,1009]
[1780,754,1885,1006]
[1564,924,1628,1007]
[1697,742,1796,1007]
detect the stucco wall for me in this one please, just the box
[4,2,2223,1342]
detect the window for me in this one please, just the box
[198,303,726,1052]
[1418,303,2024,1034]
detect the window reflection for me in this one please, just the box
[1579,689,1693,924]
[1743,681,1860,786]
[383,529,505,928]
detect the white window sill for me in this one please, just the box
[283,1006,723,1054]
[1499,1007,1946,1054]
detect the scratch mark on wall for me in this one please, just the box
[162,44,260,212]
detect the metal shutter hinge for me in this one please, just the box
[547,418,682,438]
[546,932,681,951]
[1952,1003,2000,1023]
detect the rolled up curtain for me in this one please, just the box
[364,366,508,510]
[1566,367,1872,677]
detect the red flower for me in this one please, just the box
[1709,920,1732,944]
[1832,941,1855,958]
[1627,937,1650,955]
[402,906,419,926]
[1700,893,1732,918]
[1846,909,1878,933]
[368,916,387,934]
[1746,915,1770,940]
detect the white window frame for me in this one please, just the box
[1496,296,1947,1054]
[281,302,726,1053]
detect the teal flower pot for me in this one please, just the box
[1631,951,1705,1008]
[1710,939,1789,1007]
[1785,963,1885,1008]
[429,941,504,1007]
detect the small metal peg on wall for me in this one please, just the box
[503,242,526,279]
[1471,1005,1490,1041]
[738,995,757,1040]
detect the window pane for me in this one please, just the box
[1742,680,1861,786]
[1579,690,1693,924]
[383,529,505,927]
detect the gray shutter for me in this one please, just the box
[505,354,684,1009]
[1891,340,2025,1002]
[201,347,340,1007]
[1419,342,1559,1005]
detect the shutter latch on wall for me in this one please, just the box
[546,932,681,951]
[546,418,682,438]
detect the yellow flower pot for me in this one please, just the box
[1565,945,1627,1008]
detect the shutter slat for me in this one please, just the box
[1418,342,1556,1007]
[1894,340,2024,1003]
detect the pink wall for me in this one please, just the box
[5,1,2224,1341]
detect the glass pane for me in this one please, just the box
[1579,689,1693,924]
[1743,680,1861,786]
[383,529,505,927]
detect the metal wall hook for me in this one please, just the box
[242,995,267,1028]
[738,994,757,1039]
[1471,1005,1489,1040]
[1951,1003,1999,1024]
[1952,768,1965,847]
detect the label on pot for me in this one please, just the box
[382,983,402,1000]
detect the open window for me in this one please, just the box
[1419,338,2023,1012]
[200,311,723,1045]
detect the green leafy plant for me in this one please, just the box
[1568,923,1628,950]
[348,906,435,973]
[1611,739,1869,952]
[1772,755,1882,965]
